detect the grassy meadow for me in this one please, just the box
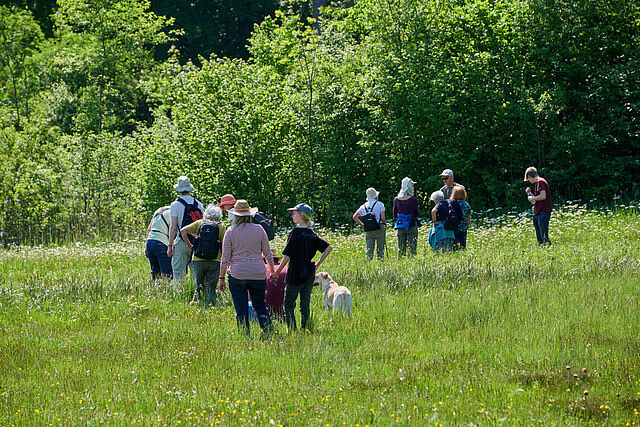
[1,205,640,425]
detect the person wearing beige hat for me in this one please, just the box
[167,176,204,282]
[353,187,387,260]
[393,177,420,257]
[219,200,274,335]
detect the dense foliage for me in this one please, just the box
[1,0,639,243]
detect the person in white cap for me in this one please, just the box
[167,176,204,282]
[439,169,464,200]
[352,187,386,260]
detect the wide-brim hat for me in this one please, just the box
[287,203,313,216]
[218,194,237,209]
[174,176,195,192]
[366,187,379,199]
[439,169,454,178]
[229,199,258,217]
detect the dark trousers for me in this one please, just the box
[453,230,467,250]
[284,276,314,331]
[228,275,272,334]
[146,239,172,280]
[533,212,551,245]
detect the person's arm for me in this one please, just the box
[269,255,290,283]
[413,197,420,219]
[353,210,364,227]
[380,210,386,224]
[218,232,232,291]
[392,199,398,219]
[431,206,438,223]
[180,222,198,251]
[528,190,546,202]
[167,216,178,257]
[315,245,332,272]
[261,231,275,275]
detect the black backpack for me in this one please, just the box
[252,211,275,240]
[361,201,381,231]
[176,197,203,243]
[193,222,221,260]
[443,199,463,231]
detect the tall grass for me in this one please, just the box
[1,205,639,425]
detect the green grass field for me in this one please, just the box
[1,205,640,425]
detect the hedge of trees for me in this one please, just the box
[1,0,639,244]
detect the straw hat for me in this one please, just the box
[229,199,258,217]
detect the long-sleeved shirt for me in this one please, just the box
[220,223,273,280]
[393,196,420,220]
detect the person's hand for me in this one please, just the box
[218,277,226,292]
[269,271,280,283]
[167,245,174,257]
[525,187,532,194]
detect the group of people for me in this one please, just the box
[351,166,551,258]
[145,177,332,336]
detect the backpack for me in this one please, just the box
[176,197,203,243]
[361,201,381,231]
[252,211,275,241]
[443,199,463,231]
[193,222,221,260]
[394,213,412,230]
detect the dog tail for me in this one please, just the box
[342,293,352,317]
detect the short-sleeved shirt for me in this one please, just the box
[182,219,226,261]
[147,208,171,246]
[170,196,204,239]
[533,178,552,215]
[283,227,330,286]
[356,199,386,223]
[440,182,464,200]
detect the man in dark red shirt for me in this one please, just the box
[524,167,552,245]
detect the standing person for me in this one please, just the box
[180,205,226,307]
[218,200,274,335]
[167,176,204,282]
[265,251,288,319]
[428,191,456,253]
[393,177,420,257]
[352,187,386,260]
[270,203,332,332]
[145,206,173,280]
[450,185,472,250]
[218,194,237,222]
[524,167,552,245]
[439,169,465,200]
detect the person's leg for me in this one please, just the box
[204,261,220,306]
[247,279,272,331]
[228,275,250,333]
[146,240,161,280]
[283,283,301,330]
[155,242,173,279]
[376,227,386,260]
[539,212,551,244]
[459,230,467,249]
[171,239,191,282]
[407,225,418,256]
[298,276,314,330]
[533,214,544,245]
[190,260,206,301]
[365,231,375,260]
[397,228,407,257]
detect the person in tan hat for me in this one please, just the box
[218,200,274,335]
[167,176,204,282]
[353,187,386,260]
[393,178,420,257]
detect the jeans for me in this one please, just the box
[146,239,172,280]
[228,275,272,334]
[365,227,386,260]
[434,237,454,253]
[397,225,418,257]
[453,230,467,250]
[284,275,314,331]
[171,238,192,282]
[190,260,220,306]
[533,212,551,245]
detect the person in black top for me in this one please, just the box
[270,203,332,331]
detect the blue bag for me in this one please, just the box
[394,213,413,230]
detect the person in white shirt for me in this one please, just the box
[167,176,204,282]
[352,187,387,260]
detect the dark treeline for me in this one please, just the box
[1,0,639,244]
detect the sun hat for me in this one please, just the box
[400,177,416,195]
[287,203,313,216]
[174,176,195,192]
[366,187,379,199]
[440,169,454,178]
[229,199,258,217]
[218,194,237,209]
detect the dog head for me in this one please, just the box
[314,271,333,291]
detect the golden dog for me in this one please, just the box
[314,272,352,316]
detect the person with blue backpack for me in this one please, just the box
[180,204,225,307]
[167,176,204,282]
[393,178,420,257]
[353,187,386,260]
